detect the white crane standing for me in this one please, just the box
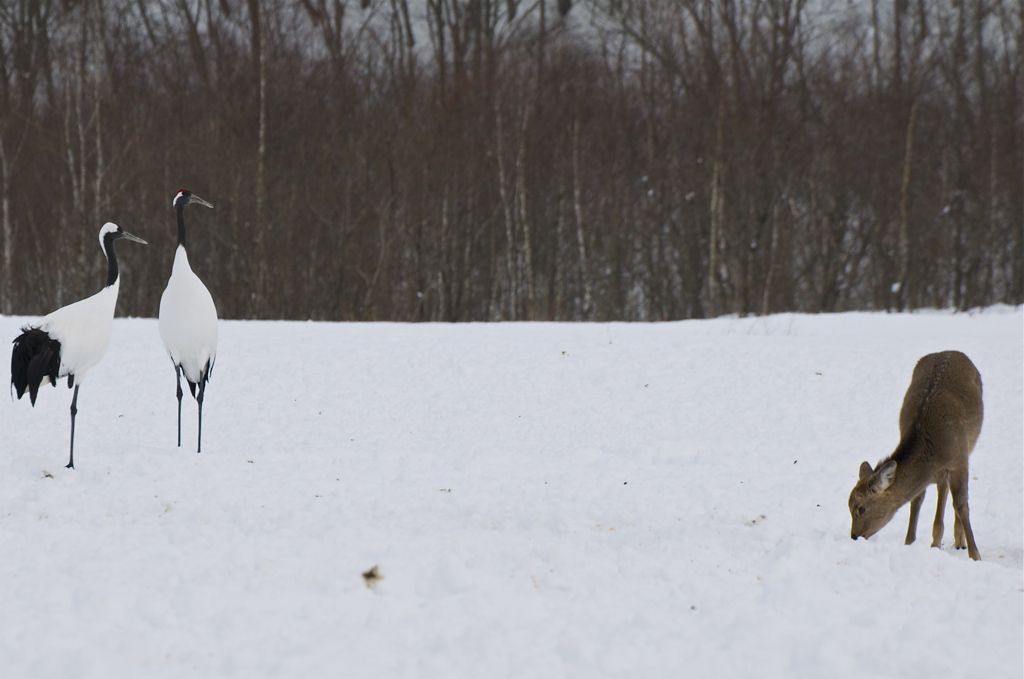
[10,222,147,469]
[158,189,216,453]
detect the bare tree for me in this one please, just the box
[0,0,1019,321]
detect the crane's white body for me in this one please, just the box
[159,245,218,384]
[38,278,119,387]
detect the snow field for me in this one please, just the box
[1,309,1021,678]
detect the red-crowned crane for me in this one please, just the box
[10,222,147,469]
[158,189,216,453]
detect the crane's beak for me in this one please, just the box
[121,231,148,245]
[188,194,214,209]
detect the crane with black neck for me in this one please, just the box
[158,189,217,453]
[11,222,147,469]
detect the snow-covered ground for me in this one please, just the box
[1,308,1021,678]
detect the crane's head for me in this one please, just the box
[99,222,147,247]
[173,189,214,211]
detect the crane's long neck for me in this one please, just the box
[176,204,188,249]
[103,232,120,288]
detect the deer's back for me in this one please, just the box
[898,351,983,458]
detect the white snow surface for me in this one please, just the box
[1,309,1021,678]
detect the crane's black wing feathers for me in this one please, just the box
[11,326,61,405]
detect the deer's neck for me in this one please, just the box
[888,432,936,501]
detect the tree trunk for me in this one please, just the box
[706,94,726,317]
[0,134,12,313]
[516,104,536,320]
[495,105,518,319]
[895,96,919,311]
[571,113,592,320]
[248,0,269,318]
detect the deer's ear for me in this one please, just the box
[859,461,873,479]
[876,461,897,491]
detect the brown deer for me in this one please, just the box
[848,351,984,560]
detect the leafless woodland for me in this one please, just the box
[0,0,1020,321]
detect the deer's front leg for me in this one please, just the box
[905,490,925,545]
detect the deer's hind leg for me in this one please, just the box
[931,475,949,548]
[949,470,980,561]
[947,470,966,549]
[953,513,965,549]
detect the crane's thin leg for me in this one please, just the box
[196,378,205,454]
[175,365,183,447]
[66,385,80,469]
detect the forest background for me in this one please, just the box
[0,0,1020,322]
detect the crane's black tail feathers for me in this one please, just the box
[185,359,213,400]
[11,326,61,406]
